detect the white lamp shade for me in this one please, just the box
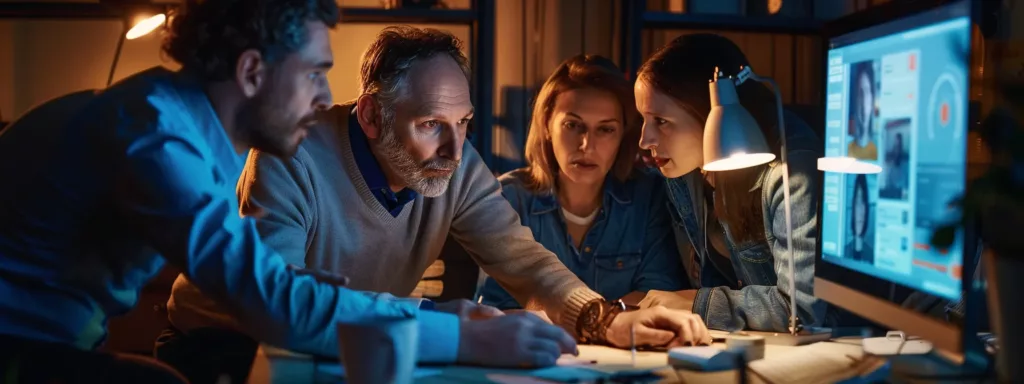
[816,157,883,174]
[703,77,774,172]
[126,13,166,40]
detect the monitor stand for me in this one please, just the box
[738,327,833,346]
[866,331,993,381]
[862,331,934,355]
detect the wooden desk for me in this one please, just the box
[247,340,870,383]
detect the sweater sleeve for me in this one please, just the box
[449,146,602,334]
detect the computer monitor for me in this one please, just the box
[815,0,986,364]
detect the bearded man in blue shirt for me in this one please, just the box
[0,1,579,382]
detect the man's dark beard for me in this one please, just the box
[239,91,301,158]
[375,108,460,197]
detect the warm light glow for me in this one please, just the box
[126,14,166,40]
[703,152,776,172]
[817,157,883,174]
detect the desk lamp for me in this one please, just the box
[704,66,831,345]
[108,12,166,86]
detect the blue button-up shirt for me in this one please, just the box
[479,169,686,309]
[0,68,458,361]
[347,111,417,217]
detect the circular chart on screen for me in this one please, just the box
[926,70,964,144]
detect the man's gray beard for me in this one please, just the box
[375,112,456,198]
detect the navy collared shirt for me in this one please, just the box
[347,111,417,217]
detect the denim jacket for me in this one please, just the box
[665,110,827,332]
[480,169,686,309]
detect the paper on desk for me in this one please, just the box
[530,365,662,383]
[555,355,595,366]
[316,363,442,380]
[522,354,662,383]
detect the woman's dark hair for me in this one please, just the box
[851,174,870,236]
[163,0,340,82]
[637,33,780,243]
[851,61,875,137]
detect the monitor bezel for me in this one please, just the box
[814,0,980,360]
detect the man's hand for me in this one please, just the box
[457,312,576,368]
[605,306,710,348]
[638,289,697,311]
[435,299,504,320]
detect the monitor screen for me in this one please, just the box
[820,0,971,301]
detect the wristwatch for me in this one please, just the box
[576,299,639,344]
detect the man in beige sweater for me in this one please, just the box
[159,26,707,382]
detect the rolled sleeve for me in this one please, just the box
[692,287,716,319]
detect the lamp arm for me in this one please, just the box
[748,71,798,335]
[107,20,127,87]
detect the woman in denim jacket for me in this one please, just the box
[478,55,687,310]
[633,34,827,332]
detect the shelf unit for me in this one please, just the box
[339,2,496,167]
[619,0,823,81]
[0,1,497,166]
[0,2,163,19]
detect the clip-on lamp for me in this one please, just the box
[705,66,832,345]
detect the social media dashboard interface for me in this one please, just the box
[820,0,970,300]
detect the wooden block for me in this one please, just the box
[421,260,445,280]
[412,280,444,298]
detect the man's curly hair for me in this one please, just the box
[163,0,339,82]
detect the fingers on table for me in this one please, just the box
[532,321,577,354]
[526,339,562,367]
[636,327,676,346]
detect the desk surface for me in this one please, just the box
[247,340,875,384]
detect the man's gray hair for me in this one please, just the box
[358,26,471,108]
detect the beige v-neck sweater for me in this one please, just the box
[167,104,602,362]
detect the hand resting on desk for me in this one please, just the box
[457,311,577,368]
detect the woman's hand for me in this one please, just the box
[605,306,711,348]
[638,289,697,311]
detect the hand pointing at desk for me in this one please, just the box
[607,307,711,348]
[576,300,712,349]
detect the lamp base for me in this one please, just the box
[738,327,833,346]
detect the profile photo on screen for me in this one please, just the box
[880,117,911,200]
[845,173,875,264]
[848,60,878,161]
